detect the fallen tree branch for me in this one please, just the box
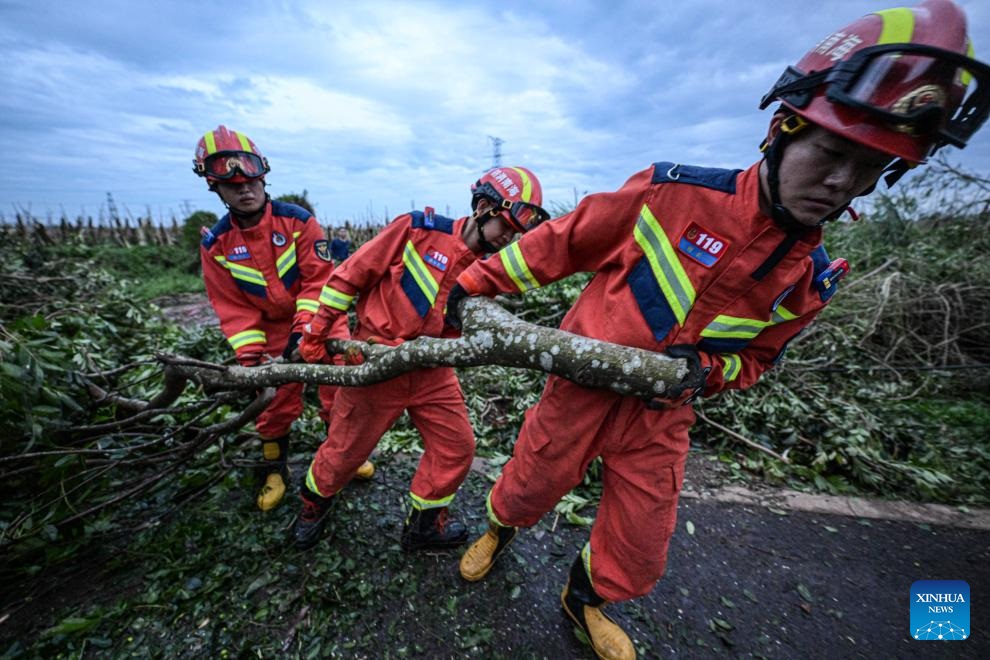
[696,410,791,464]
[157,297,688,400]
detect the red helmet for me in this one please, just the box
[193,125,270,185]
[761,0,990,163]
[471,166,550,233]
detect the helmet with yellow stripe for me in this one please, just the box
[193,125,271,189]
[471,166,550,234]
[761,0,989,164]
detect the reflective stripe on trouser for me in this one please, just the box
[252,318,338,438]
[487,375,691,602]
[307,367,475,500]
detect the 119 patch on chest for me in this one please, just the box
[678,223,730,268]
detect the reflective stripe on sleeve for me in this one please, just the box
[319,285,355,311]
[228,329,266,350]
[720,353,742,382]
[296,298,320,313]
[499,242,540,293]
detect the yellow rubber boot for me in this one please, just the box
[459,522,517,582]
[256,471,288,511]
[256,436,290,511]
[560,554,635,660]
[354,460,376,480]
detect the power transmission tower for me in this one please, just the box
[487,136,503,168]
[106,192,120,224]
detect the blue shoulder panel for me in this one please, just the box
[271,201,312,223]
[651,162,742,194]
[201,214,232,249]
[409,210,454,234]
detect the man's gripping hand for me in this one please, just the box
[298,315,335,364]
[646,344,711,409]
[444,283,471,331]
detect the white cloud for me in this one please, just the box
[0,0,987,219]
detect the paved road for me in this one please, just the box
[372,456,990,658]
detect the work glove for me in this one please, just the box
[444,283,470,331]
[299,316,334,364]
[646,344,710,410]
[282,332,302,361]
[343,336,403,365]
[239,350,267,368]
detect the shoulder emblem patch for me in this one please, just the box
[678,222,730,268]
[314,240,332,262]
[272,231,287,247]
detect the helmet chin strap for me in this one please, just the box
[471,211,502,254]
[215,189,270,224]
[762,113,853,232]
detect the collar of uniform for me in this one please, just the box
[232,201,273,235]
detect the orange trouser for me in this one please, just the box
[488,375,692,602]
[307,367,475,503]
[254,319,337,439]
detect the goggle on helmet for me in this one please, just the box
[761,0,990,164]
[193,126,271,184]
[471,166,550,233]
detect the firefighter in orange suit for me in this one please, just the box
[194,125,374,512]
[449,3,990,658]
[292,167,550,552]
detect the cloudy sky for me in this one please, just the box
[1,0,987,224]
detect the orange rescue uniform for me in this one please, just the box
[303,210,479,511]
[200,200,347,438]
[456,161,847,601]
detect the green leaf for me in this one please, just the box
[43,616,99,636]
[796,583,814,602]
[685,520,695,535]
[565,511,593,527]
[712,617,733,631]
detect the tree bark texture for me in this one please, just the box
[158,297,688,401]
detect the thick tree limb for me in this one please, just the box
[158,297,689,400]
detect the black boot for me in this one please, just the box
[293,486,333,551]
[400,506,468,551]
[561,553,635,660]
